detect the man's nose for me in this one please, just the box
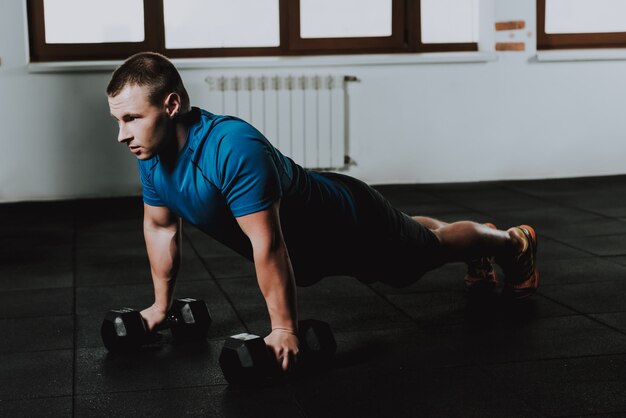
[117,127,131,144]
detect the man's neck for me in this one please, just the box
[174,107,195,152]
[175,123,189,152]
[159,108,193,170]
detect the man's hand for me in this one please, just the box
[140,304,167,332]
[264,329,299,372]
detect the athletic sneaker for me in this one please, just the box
[498,225,539,299]
[464,223,498,293]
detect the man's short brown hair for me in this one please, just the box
[106,52,190,110]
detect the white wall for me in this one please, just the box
[2,0,626,203]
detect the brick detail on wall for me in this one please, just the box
[495,42,526,51]
[495,21,526,31]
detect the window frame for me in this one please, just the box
[27,0,162,61]
[537,0,626,50]
[162,1,289,59]
[287,0,406,54]
[408,0,478,52]
[27,0,479,62]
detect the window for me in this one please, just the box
[538,0,626,50]
[300,0,393,39]
[421,1,478,44]
[27,0,479,62]
[417,0,479,52]
[289,0,405,52]
[163,0,281,49]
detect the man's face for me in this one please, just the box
[108,84,170,160]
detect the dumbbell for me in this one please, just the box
[219,319,337,385]
[101,297,211,353]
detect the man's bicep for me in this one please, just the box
[235,200,282,251]
[144,203,179,229]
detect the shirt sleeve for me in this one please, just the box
[215,132,283,217]
[138,160,165,207]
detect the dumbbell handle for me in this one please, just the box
[102,298,211,353]
[139,300,196,332]
[149,313,177,332]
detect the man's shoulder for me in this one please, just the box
[192,112,266,154]
[212,116,261,139]
[189,110,249,148]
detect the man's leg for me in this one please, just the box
[315,171,538,296]
[430,220,523,261]
[411,215,524,260]
[411,216,538,297]
[412,216,498,292]
[411,216,448,230]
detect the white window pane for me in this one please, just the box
[546,0,626,34]
[421,0,479,43]
[300,0,392,39]
[164,0,280,49]
[43,0,144,44]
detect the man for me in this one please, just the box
[106,52,539,372]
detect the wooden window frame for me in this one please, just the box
[163,1,288,59]
[27,0,162,61]
[537,0,626,50]
[287,0,406,54]
[27,0,478,62]
[408,0,477,53]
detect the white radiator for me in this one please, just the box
[205,74,351,170]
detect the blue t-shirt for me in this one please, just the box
[138,107,357,261]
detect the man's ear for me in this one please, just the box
[164,93,181,118]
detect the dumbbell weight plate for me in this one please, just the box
[219,319,337,385]
[298,319,337,368]
[167,298,212,341]
[219,333,276,385]
[101,308,148,353]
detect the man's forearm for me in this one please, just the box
[254,243,298,332]
[144,220,182,313]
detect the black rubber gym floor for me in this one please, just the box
[2,175,626,417]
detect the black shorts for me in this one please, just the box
[282,172,444,288]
